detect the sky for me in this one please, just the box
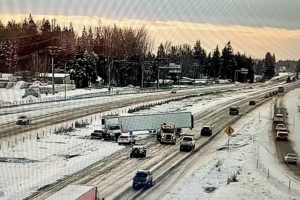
[0,0,300,60]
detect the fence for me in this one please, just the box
[0,87,166,109]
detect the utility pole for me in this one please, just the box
[52,57,54,95]
[47,46,58,95]
[141,54,144,88]
[157,62,160,90]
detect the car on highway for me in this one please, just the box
[16,115,31,125]
[276,131,289,141]
[171,90,177,94]
[130,145,146,158]
[132,170,153,189]
[273,113,284,124]
[180,135,196,151]
[91,130,105,140]
[249,100,256,105]
[229,106,239,115]
[284,153,298,164]
[275,123,286,131]
[201,126,212,136]
[117,133,135,145]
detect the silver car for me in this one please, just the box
[284,153,297,164]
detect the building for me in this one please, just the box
[159,63,182,84]
[38,73,71,84]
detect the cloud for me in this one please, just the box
[0,13,300,60]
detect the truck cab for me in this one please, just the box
[107,125,122,140]
[157,123,176,144]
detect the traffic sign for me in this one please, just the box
[240,68,248,75]
[225,126,234,136]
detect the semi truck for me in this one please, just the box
[45,185,98,200]
[157,123,176,144]
[101,115,122,140]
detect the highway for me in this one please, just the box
[23,81,300,200]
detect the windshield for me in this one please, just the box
[183,137,192,141]
[19,116,26,119]
[278,133,288,136]
[162,128,174,133]
[109,126,120,130]
[136,172,148,178]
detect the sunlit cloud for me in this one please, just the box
[1,13,300,60]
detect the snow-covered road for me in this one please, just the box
[140,90,300,200]
[0,82,299,200]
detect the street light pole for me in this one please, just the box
[47,46,58,95]
[157,63,160,90]
[64,62,67,100]
[52,56,55,95]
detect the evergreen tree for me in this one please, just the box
[212,45,220,80]
[221,41,235,80]
[264,52,275,79]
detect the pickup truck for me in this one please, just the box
[180,136,196,151]
[133,170,153,189]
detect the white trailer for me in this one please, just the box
[45,185,97,200]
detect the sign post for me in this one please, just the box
[225,126,235,150]
[240,68,248,83]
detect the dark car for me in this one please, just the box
[130,145,147,158]
[201,126,212,136]
[16,115,31,125]
[249,100,256,105]
[133,170,153,189]
[229,106,239,115]
[91,130,105,140]
[171,90,176,94]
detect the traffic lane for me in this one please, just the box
[273,97,300,180]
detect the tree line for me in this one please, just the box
[0,14,276,87]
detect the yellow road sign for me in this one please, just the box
[225,126,234,136]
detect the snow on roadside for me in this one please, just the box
[162,100,300,200]
[0,120,123,200]
[284,88,300,156]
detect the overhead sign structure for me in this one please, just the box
[225,126,234,136]
[240,68,248,75]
